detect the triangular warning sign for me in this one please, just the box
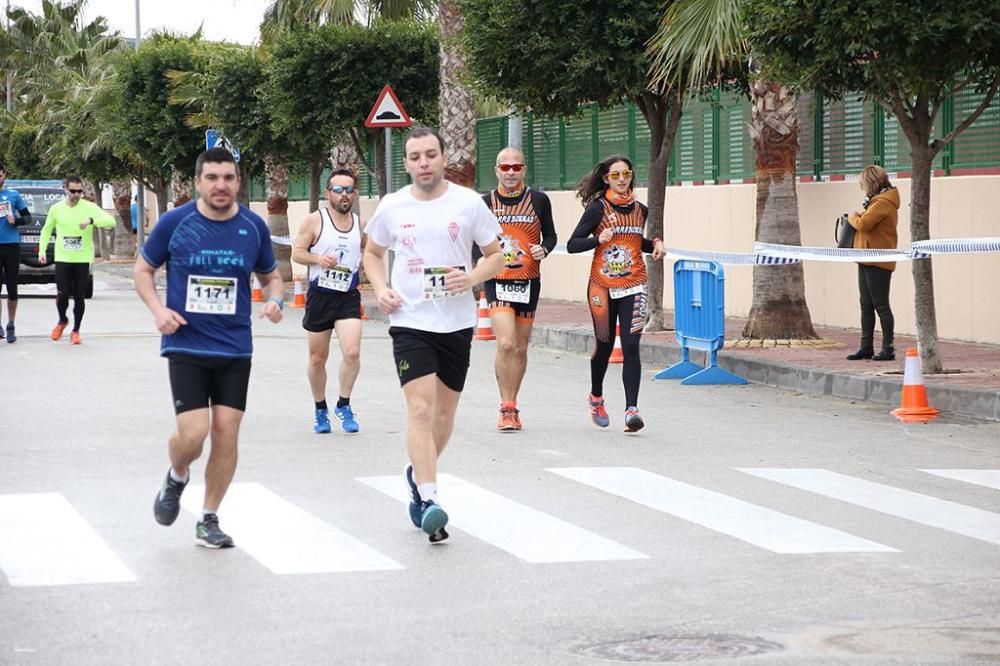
[365,85,412,128]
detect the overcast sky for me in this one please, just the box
[10,0,273,45]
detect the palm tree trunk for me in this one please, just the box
[742,82,817,340]
[636,90,683,332]
[171,167,193,208]
[438,0,476,187]
[111,179,135,259]
[266,156,292,282]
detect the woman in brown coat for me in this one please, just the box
[846,165,899,361]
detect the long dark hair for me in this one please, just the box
[576,155,634,206]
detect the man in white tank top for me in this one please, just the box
[292,168,367,435]
[364,128,504,543]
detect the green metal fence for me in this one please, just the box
[251,87,1000,200]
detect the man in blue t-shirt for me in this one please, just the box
[0,164,33,343]
[134,148,285,549]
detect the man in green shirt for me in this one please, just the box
[38,176,116,344]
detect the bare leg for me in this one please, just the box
[202,405,244,512]
[403,374,439,485]
[333,318,362,398]
[306,329,333,402]
[168,408,210,477]
[491,310,519,403]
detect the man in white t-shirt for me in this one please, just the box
[364,127,503,543]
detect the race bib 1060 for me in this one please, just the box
[422,266,462,300]
[62,236,83,252]
[318,266,353,292]
[496,280,530,304]
[185,275,238,315]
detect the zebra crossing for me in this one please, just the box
[1,466,997,587]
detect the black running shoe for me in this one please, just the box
[403,464,422,528]
[195,513,234,549]
[153,469,188,526]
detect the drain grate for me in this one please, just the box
[574,633,784,662]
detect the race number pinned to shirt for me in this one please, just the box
[186,275,238,315]
[318,266,353,292]
[496,280,530,304]
[609,283,647,300]
[0,202,11,218]
[423,266,463,300]
[62,236,83,252]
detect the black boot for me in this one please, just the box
[846,348,874,360]
[872,347,895,361]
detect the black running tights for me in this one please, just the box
[587,283,646,408]
[55,262,89,331]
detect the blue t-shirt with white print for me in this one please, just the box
[141,201,277,359]
[0,187,29,245]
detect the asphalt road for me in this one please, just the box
[1,269,999,665]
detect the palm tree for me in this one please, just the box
[648,0,817,340]
[437,1,475,186]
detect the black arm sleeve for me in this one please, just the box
[16,206,32,227]
[637,203,655,252]
[567,200,603,254]
[531,191,558,255]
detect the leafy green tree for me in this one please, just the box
[461,0,684,330]
[267,20,438,207]
[647,0,817,340]
[110,33,207,213]
[743,0,1000,372]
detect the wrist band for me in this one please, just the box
[268,296,284,311]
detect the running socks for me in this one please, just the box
[336,396,350,408]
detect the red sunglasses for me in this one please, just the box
[496,163,525,172]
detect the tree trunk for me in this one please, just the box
[636,90,683,332]
[265,157,292,282]
[308,159,322,213]
[438,0,476,187]
[742,83,817,339]
[908,142,942,373]
[111,180,135,259]
[171,167,193,208]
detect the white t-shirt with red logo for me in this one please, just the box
[367,182,501,333]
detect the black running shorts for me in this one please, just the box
[302,287,361,332]
[389,326,473,392]
[167,353,252,414]
[484,277,540,320]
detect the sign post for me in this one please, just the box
[364,85,412,195]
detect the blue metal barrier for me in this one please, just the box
[654,260,747,385]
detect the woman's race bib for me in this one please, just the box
[186,275,238,315]
[609,283,647,300]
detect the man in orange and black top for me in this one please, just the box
[477,147,557,431]
[568,155,664,433]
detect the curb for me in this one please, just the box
[530,323,1000,422]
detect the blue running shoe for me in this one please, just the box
[334,405,359,433]
[314,408,332,434]
[4,322,14,344]
[403,465,422,528]
[420,500,449,541]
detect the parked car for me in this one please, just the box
[11,179,93,298]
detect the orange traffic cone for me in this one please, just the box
[251,274,263,302]
[608,324,624,364]
[891,347,939,423]
[290,277,306,309]
[474,295,495,341]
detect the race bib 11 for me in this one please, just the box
[423,266,463,300]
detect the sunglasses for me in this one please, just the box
[67,189,84,194]
[496,164,525,172]
[607,170,633,180]
[327,184,355,194]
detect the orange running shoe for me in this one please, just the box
[497,403,519,432]
[51,321,67,341]
[70,331,81,345]
[510,408,522,431]
[589,394,609,428]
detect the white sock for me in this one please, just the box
[169,468,188,483]
[417,483,437,504]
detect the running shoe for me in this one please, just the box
[403,464,422,528]
[497,403,519,431]
[589,394,610,428]
[624,406,645,433]
[334,405,360,433]
[314,408,332,434]
[153,469,188,526]
[510,409,522,431]
[4,322,14,343]
[70,331,81,345]
[195,513,235,549]
[420,500,449,542]
[0,324,4,339]
[51,321,67,341]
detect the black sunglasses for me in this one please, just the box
[327,184,355,194]
[67,189,84,194]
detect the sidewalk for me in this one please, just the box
[525,299,1000,422]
